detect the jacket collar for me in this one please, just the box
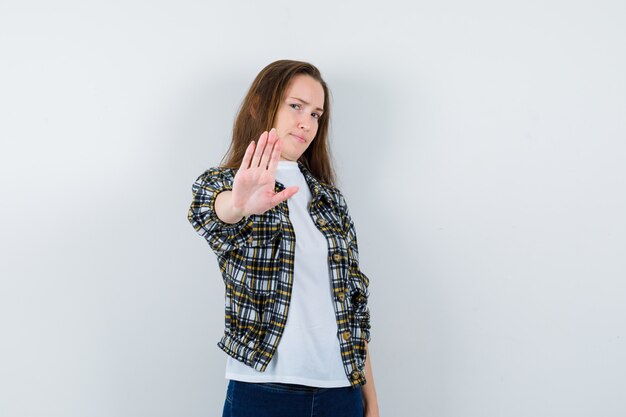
[274,160,335,207]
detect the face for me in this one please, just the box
[272,74,325,162]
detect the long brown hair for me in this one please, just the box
[220,60,336,186]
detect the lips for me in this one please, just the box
[290,133,306,143]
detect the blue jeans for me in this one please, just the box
[222,380,364,417]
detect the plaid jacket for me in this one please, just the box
[187,160,371,387]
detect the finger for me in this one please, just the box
[250,131,268,168]
[271,186,299,207]
[267,136,281,175]
[260,129,277,169]
[240,140,255,170]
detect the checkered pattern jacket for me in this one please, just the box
[187,160,372,387]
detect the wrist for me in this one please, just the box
[364,402,380,417]
[215,191,247,224]
[231,201,247,219]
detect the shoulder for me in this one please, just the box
[194,166,236,183]
[319,182,350,213]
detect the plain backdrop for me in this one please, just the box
[1,1,625,416]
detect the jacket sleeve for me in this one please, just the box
[336,190,372,343]
[187,167,253,255]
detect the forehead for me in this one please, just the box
[284,74,325,107]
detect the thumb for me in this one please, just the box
[272,186,299,207]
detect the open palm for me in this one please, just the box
[231,128,299,216]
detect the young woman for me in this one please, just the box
[188,60,379,417]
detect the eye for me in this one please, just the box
[290,103,321,121]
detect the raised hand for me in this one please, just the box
[230,128,299,217]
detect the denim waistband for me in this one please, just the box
[231,380,357,393]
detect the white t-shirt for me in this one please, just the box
[224,160,350,387]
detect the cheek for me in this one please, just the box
[279,135,292,149]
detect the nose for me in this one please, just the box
[297,115,310,131]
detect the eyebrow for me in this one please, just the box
[288,96,324,113]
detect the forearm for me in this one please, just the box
[362,341,379,416]
[214,191,246,224]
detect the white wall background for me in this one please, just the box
[1,1,625,416]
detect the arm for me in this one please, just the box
[187,129,297,254]
[187,168,252,255]
[336,190,372,341]
[363,341,380,417]
[214,190,246,224]
[335,191,377,413]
